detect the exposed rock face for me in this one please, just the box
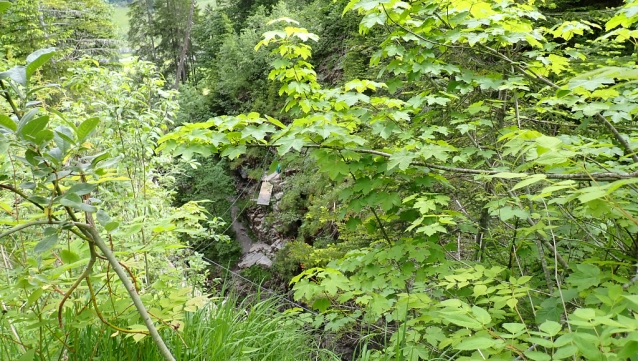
[238,251,272,268]
[236,171,289,269]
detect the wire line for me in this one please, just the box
[200,255,317,315]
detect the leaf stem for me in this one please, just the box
[86,270,148,335]
[0,79,20,117]
[58,240,96,328]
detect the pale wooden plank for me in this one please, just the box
[257,181,274,205]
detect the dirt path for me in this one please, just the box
[230,204,253,254]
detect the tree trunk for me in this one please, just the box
[144,0,158,63]
[174,0,195,88]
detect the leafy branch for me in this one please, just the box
[380,3,638,164]
[75,224,176,361]
[298,145,638,181]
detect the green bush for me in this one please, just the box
[240,265,273,283]
[172,156,235,224]
[11,295,339,361]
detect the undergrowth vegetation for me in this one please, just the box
[0,294,336,361]
[5,0,638,360]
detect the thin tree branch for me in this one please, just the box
[86,271,148,335]
[75,224,176,361]
[0,221,61,239]
[0,79,20,117]
[300,145,638,181]
[58,241,96,328]
[0,184,92,242]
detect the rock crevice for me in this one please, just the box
[233,172,288,269]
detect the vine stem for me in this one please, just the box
[0,79,20,117]
[75,224,176,361]
[86,272,148,335]
[248,144,638,181]
[58,246,95,328]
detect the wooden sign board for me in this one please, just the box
[257,181,274,205]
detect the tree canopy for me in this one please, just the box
[4,0,638,360]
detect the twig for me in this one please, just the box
[0,220,61,239]
[58,239,96,328]
[0,79,20,117]
[86,272,148,335]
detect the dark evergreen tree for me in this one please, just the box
[192,5,233,71]
[225,0,278,30]
[128,0,157,63]
[55,0,119,61]
[0,0,52,60]
[128,0,199,83]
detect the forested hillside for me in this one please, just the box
[3,0,638,360]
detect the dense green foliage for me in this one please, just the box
[0,292,335,360]
[0,0,118,63]
[163,0,638,359]
[6,0,638,360]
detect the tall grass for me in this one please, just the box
[1,295,339,361]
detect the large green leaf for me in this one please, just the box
[566,264,601,291]
[16,349,35,361]
[0,114,16,132]
[25,48,56,79]
[240,124,275,141]
[539,320,562,336]
[439,311,482,329]
[54,125,76,154]
[60,193,97,212]
[17,107,41,130]
[0,66,27,85]
[552,345,578,360]
[18,115,49,141]
[220,145,246,160]
[274,136,304,155]
[471,305,492,325]
[454,337,496,350]
[34,234,58,254]
[523,351,551,361]
[387,150,416,171]
[67,183,97,196]
[535,297,562,323]
[0,1,11,13]
[76,117,99,142]
[35,129,54,146]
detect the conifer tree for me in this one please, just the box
[192,5,233,69]
[127,0,157,63]
[128,0,198,82]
